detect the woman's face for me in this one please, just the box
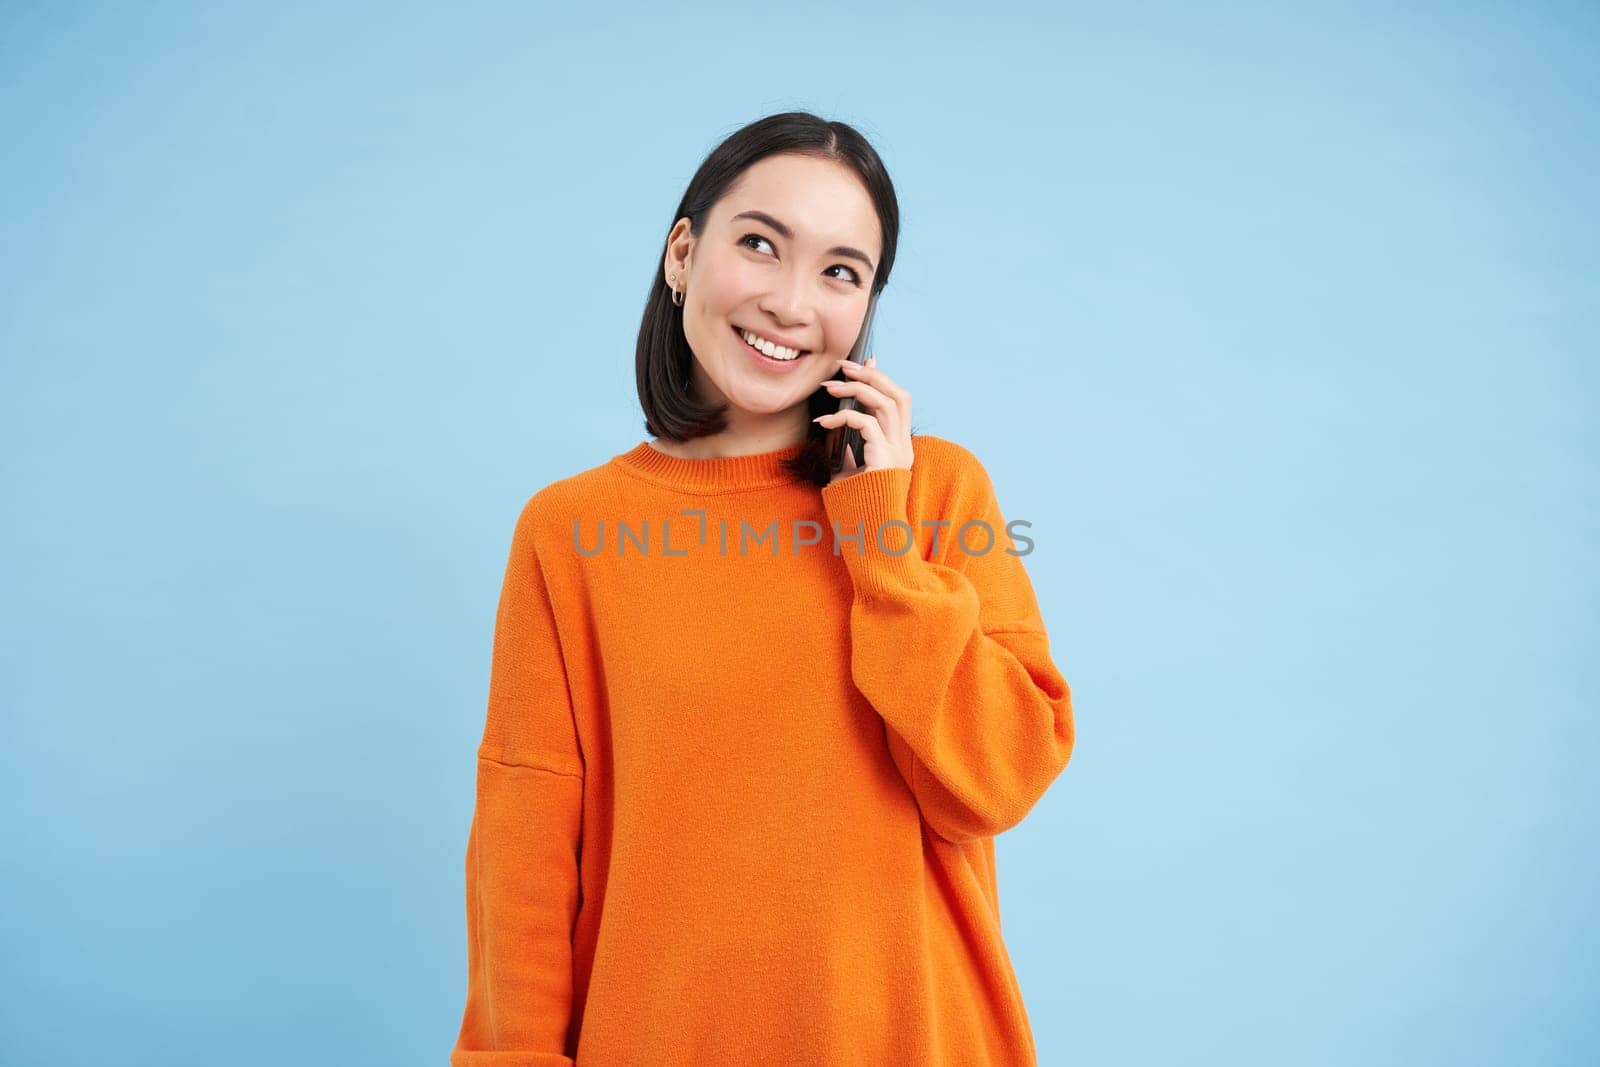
[664,153,881,423]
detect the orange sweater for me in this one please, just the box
[450,434,1075,1066]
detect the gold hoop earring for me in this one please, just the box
[668,271,685,307]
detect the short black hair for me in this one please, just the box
[636,111,902,488]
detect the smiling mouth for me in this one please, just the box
[731,324,812,361]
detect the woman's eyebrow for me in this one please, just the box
[731,210,876,273]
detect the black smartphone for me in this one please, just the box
[827,288,879,473]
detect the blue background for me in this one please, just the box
[3,3,1595,1064]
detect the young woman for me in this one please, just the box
[451,111,1076,1066]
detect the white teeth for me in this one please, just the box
[740,328,804,361]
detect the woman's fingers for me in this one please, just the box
[825,379,902,422]
[820,379,900,440]
[816,354,915,479]
[813,406,886,442]
[838,358,911,431]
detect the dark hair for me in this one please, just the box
[635,111,902,488]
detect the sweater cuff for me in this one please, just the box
[819,466,942,596]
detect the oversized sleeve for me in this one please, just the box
[451,496,585,1066]
[820,454,1074,845]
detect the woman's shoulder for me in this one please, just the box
[911,432,986,473]
[909,432,998,505]
[505,451,629,547]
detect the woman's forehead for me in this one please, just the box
[716,159,880,251]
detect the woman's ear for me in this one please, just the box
[663,216,694,278]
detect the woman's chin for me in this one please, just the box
[722,379,814,415]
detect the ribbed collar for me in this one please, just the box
[612,439,812,493]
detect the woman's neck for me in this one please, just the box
[649,410,813,460]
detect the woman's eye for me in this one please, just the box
[826,264,863,287]
[742,234,861,287]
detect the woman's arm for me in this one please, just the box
[820,449,1075,845]
[452,497,584,1066]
